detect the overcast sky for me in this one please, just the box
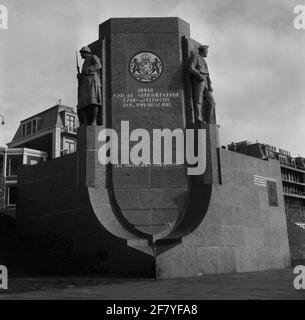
[0,0,304,156]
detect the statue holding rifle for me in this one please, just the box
[77,46,102,126]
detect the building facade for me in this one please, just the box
[228,141,305,265]
[1,103,76,215]
[0,147,47,216]
[7,104,78,159]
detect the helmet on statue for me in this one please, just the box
[80,46,91,54]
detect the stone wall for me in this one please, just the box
[16,127,155,276]
[156,149,291,278]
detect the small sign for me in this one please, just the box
[267,180,278,207]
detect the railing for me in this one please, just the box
[60,149,76,157]
[60,149,69,156]
[285,205,305,220]
[284,190,305,197]
[63,126,77,134]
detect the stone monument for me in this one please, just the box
[16,18,290,278]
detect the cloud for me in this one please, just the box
[169,0,305,154]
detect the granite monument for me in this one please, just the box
[16,18,290,278]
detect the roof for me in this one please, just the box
[8,104,77,146]
[20,104,74,123]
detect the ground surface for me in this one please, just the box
[0,268,304,300]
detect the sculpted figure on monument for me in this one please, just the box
[189,45,216,124]
[77,46,102,126]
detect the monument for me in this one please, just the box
[16,18,290,278]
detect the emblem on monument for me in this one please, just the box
[129,52,163,83]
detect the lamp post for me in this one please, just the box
[0,115,5,125]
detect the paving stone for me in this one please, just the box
[1,269,304,300]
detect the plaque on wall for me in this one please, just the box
[267,180,279,207]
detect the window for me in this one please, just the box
[66,114,76,133]
[26,122,32,136]
[26,156,43,165]
[279,156,287,166]
[5,185,17,206]
[22,118,39,137]
[62,138,76,155]
[22,124,26,137]
[6,156,23,176]
[0,154,3,176]
[0,176,4,210]
[33,119,37,133]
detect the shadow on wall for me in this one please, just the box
[20,234,111,275]
[0,215,31,276]
[0,214,111,275]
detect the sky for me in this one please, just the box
[0,0,304,156]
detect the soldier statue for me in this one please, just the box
[77,46,102,126]
[189,45,216,124]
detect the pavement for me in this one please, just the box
[0,268,304,300]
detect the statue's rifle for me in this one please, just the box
[76,51,80,75]
[76,51,80,107]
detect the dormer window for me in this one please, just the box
[65,114,76,133]
[22,118,40,137]
[33,119,37,133]
[22,124,26,137]
[26,122,32,136]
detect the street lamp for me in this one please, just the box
[0,115,5,125]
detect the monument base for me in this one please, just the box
[15,125,290,278]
